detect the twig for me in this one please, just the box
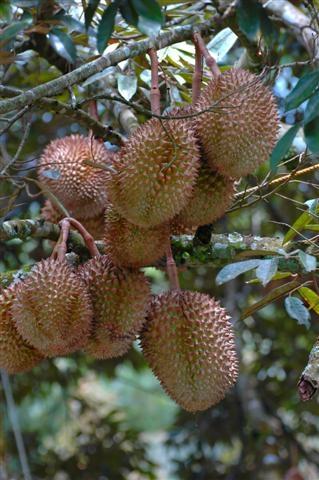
[0,370,32,480]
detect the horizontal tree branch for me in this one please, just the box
[0,14,230,115]
[0,218,304,290]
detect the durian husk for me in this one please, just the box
[40,199,105,240]
[140,290,239,412]
[195,68,279,178]
[79,255,150,359]
[173,163,236,228]
[12,259,93,357]
[108,116,200,227]
[0,285,43,374]
[103,204,170,268]
[38,134,113,219]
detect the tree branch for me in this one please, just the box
[261,0,319,64]
[0,15,228,115]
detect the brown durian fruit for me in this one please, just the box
[109,116,200,227]
[79,255,150,359]
[173,164,236,228]
[38,134,113,219]
[40,199,105,240]
[195,68,279,178]
[0,285,43,374]
[140,290,239,412]
[12,259,93,357]
[103,204,170,268]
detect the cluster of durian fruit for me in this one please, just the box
[0,67,279,412]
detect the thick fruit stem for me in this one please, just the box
[148,48,161,116]
[51,218,70,261]
[166,243,180,291]
[63,217,100,257]
[88,100,99,121]
[193,32,220,77]
[192,36,203,103]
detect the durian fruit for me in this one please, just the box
[140,290,239,412]
[173,163,236,228]
[38,134,113,219]
[103,204,170,268]
[109,117,200,227]
[41,199,105,240]
[12,259,93,357]
[79,255,150,359]
[0,285,43,374]
[195,68,279,178]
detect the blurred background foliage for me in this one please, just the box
[1,0,319,479]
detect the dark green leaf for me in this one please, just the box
[236,0,262,40]
[255,258,278,286]
[131,0,163,36]
[97,2,119,54]
[241,280,300,320]
[119,0,139,26]
[260,9,277,45]
[54,12,85,33]
[0,1,12,21]
[270,123,300,171]
[304,89,319,124]
[216,260,261,286]
[48,28,77,64]
[285,70,319,111]
[0,20,31,43]
[298,251,317,272]
[304,116,319,153]
[285,296,310,328]
[85,0,100,30]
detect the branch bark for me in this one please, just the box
[261,0,319,64]
[0,16,226,115]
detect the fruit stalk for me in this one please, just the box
[148,48,161,116]
[193,32,220,77]
[166,243,180,291]
[62,217,100,257]
[192,34,203,103]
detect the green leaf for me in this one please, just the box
[236,0,262,40]
[131,0,163,36]
[255,258,278,286]
[285,296,310,328]
[260,9,277,45]
[119,0,139,26]
[0,20,31,43]
[207,28,238,61]
[298,251,317,272]
[299,287,319,314]
[0,1,12,22]
[48,28,77,64]
[283,210,311,244]
[97,2,119,54]
[285,70,319,111]
[304,224,319,232]
[270,123,300,171]
[216,260,261,286]
[304,117,319,153]
[304,90,319,124]
[241,280,300,319]
[85,0,100,30]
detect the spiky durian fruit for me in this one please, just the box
[140,290,239,412]
[173,164,236,228]
[40,199,105,240]
[103,204,169,268]
[12,259,93,357]
[79,255,150,359]
[109,117,200,227]
[38,135,113,219]
[195,68,279,178]
[0,285,43,374]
